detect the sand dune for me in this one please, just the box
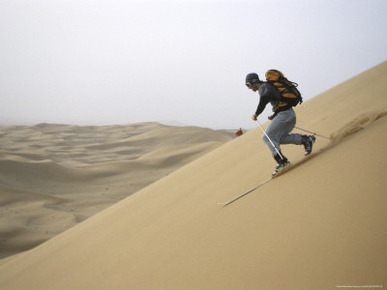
[0,61,386,289]
[0,123,233,258]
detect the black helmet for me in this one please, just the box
[245,73,260,87]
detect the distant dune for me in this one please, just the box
[0,61,386,289]
[0,123,233,258]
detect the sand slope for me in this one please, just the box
[0,123,233,258]
[0,61,386,289]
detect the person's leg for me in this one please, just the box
[263,109,300,155]
[262,111,291,176]
[262,113,286,156]
[277,109,316,155]
[278,109,303,145]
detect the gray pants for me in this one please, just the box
[262,108,303,156]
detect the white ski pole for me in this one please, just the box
[256,120,284,160]
[294,126,330,140]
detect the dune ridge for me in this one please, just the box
[0,61,386,289]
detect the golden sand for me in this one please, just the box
[0,61,386,289]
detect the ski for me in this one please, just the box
[294,126,330,140]
[217,178,272,206]
[272,162,292,177]
[218,164,292,206]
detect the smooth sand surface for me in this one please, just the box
[0,123,233,258]
[0,61,386,289]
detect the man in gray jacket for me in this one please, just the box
[245,72,315,177]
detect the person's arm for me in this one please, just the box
[252,83,279,120]
[255,94,270,116]
[251,85,271,120]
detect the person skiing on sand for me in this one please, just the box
[245,72,315,177]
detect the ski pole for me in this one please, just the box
[256,120,285,160]
[294,126,330,140]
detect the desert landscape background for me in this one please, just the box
[0,123,234,258]
[0,61,386,289]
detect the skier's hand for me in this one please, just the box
[251,114,257,121]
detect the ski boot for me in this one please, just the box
[272,152,290,178]
[302,135,316,156]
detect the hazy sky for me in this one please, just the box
[1,0,386,129]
